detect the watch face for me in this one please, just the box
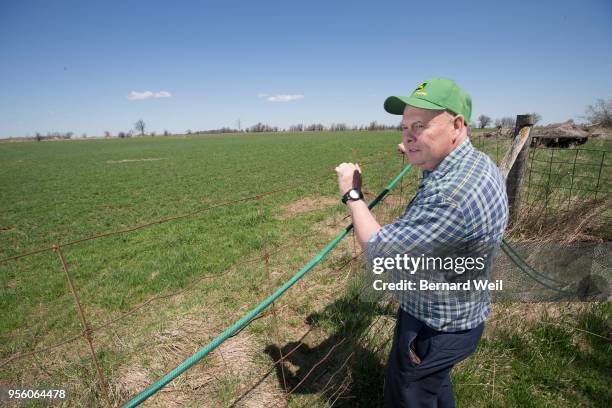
[349,190,360,199]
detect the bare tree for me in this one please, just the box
[477,115,492,129]
[529,112,542,125]
[495,117,515,128]
[585,98,612,127]
[134,119,146,136]
[250,122,278,132]
[305,123,325,131]
[104,131,111,138]
[163,130,170,136]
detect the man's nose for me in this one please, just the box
[403,129,416,142]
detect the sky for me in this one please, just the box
[1,0,611,138]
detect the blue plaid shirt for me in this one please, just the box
[367,139,508,332]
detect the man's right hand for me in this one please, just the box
[397,143,407,155]
[335,162,362,196]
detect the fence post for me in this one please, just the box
[594,150,605,200]
[504,114,535,226]
[567,149,579,209]
[52,244,110,406]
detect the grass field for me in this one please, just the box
[1,130,610,407]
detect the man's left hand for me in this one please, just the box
[335,162,362,195]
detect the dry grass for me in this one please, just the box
[275,197,338,221]
[3,150,608,406]
[508,196,611,243]
[106,158,166,164]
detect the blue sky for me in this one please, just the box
[1,0,611,137]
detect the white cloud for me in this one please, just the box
[126,90,172,100]
[265,94,304,102]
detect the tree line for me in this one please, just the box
[21,98,612,141]
[476,112,542,129]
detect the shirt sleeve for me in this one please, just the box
[366,190,467,267]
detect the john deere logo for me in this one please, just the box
[414,82,427,96]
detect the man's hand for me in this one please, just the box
[334,162,380,249]
[397,143,407,155]
[335,162,362,195]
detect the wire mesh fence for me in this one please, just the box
[0,149,419,406]
[524,146,611,215]
[471,128,513,165]
[1,134,610,407]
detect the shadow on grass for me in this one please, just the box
[264,295,395,407]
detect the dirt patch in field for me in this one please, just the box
[111,367,150,400]
[211,335,286,407]
[109,309,286,407]
[276,197,338,220]
[106,158,166,164]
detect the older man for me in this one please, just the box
[335,78,508,407]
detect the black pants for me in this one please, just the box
[384,308,484,408]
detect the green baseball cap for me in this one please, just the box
[384,77,472,125]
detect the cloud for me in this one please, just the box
[126,90,172,100]
[259,93,304,102]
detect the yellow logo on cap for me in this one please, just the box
[413,82,427,96]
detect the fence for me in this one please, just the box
[471,128,513,165]
[470,128,610,224]
[524,147,611,214]
[0,151,418,406]
[1,131,609,407]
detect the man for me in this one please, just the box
[335,77,508,407]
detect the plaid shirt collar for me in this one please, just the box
[421,138,474,186]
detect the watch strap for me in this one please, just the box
[341,189,364,204]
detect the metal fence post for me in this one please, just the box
[543,149,555,221]
[594,151,605,199]
[52,244,110,406]
[567,149,579,209]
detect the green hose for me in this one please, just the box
[122,163,413,407]
[500,239,571,293]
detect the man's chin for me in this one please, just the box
[406,154,425,168]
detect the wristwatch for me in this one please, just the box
[341,188,364,204]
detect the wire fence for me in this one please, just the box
[524,146,611,217]
[468,128,610,228]
[0,149,418,406]
[471,128,513,165]
[1,134,609,407]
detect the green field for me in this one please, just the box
[1,131,610,407]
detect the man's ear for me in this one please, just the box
[452,115,464,143]
[454,115,464,131]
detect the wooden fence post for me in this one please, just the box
[505,114,535,226]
